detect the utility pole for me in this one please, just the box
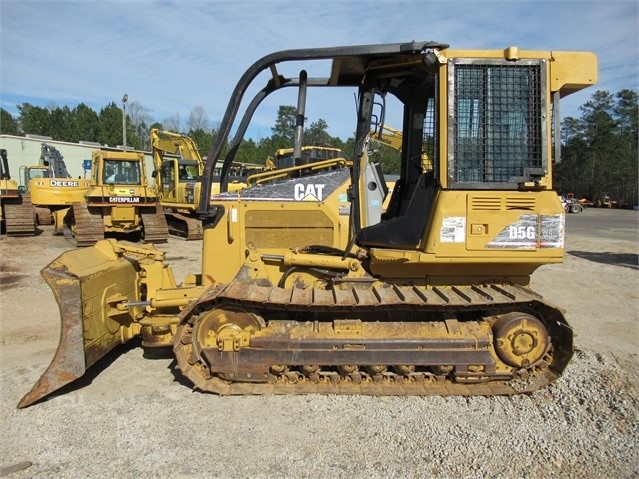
[122,93,128,150]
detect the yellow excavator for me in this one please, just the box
[370,123,433,173]
[150,128,271,239]
[19,41,597,407]
[20,143,91,232]
[150,128,208,240]
[0,148,35,236]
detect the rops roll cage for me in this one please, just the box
[198,41,447,224]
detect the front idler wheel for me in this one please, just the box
[493,312,550,369]
[194,306,264,353]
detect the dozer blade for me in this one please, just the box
[18,240,145,408]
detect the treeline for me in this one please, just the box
[1,90,637,204]
[0,101,403,174]
[559,89,638,206]
[0,102,368,169]
[0,102,399,172]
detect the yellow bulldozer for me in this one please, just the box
[61,149,168,246]
[266,145,348,170]
[0,148,35,236]
[19,41,597,407]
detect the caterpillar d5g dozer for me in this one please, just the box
[19,41,598,408]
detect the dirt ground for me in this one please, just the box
[0,208,637,478]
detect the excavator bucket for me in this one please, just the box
[18,240,145,408]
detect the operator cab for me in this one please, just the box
[102,159,141,185]
[356,70,439,249]
[356,51,556,251]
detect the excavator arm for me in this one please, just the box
[150,129,205,173]
[40,143,72,179]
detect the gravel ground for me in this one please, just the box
[1,208,637,479]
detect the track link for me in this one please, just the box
[34,206,53,225]
[141,206,169,243]
[174,280,572,397]
[165,211,203,240]
[3,195,36,236]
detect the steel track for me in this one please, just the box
[141,206,169,243]
[173,280,572,397]
[67,202,104,247]
[164,211,203,240]
[3,194,36,236]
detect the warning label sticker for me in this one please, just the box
[440,217,466,243]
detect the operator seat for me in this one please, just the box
[355,171,437,249]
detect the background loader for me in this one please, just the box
[20,41,597,407]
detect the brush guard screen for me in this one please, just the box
[448,59,547,188]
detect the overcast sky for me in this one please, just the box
[1,0,637,141]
